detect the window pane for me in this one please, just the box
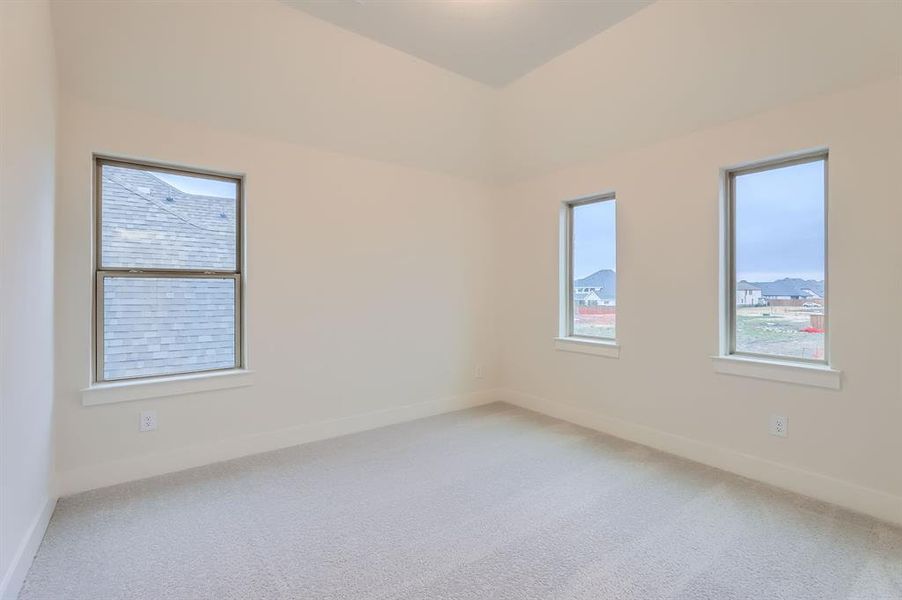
[102,277,236,380]
[100,163,237,271]
[734,158,825,360]
[571,199,616,339]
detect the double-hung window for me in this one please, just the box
[562,193,617,342]
[722,150,827,364]
[94,157,243,382]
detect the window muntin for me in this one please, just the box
[726,153,827,362]
[566,194,616,341]
[95,158,242,382]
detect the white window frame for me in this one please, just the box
[92,156,245,384]
[715,148,839,389]
[556,191,619,358]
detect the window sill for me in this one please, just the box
[554,337,620,358]
[82,369,255,406]
[711,355,840,390]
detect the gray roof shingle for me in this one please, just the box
[101,164,238,380]
[101,165,236,271]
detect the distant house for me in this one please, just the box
[573,289,605,307]
[750,278,824,301]
[736,281,763,306]
[573,269,615,306]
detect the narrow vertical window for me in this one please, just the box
[725,152,827,362]
[565,194,617,341]
[94,157,243,382]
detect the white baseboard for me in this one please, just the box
[58,389,500,497]
[500,388,902,527]
[0,496,57,600]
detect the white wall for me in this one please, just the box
[51,0,500,495]
[490,0,902,525]
[54,96,499,494]
[0,0,58,596]
[496,78,902,521]
[491,0,902,522]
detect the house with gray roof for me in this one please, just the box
[736,281,763,306]
[100,165,238,380]
[573,289,606,307]
[748,278,824,301]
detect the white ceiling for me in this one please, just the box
[281,0,653,87]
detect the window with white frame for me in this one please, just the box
[94,157,243,382]
[723,151,827,363]
[563,193,617,341]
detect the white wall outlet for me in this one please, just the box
[475,364,485,379]
[769,414,788,438]
[139,410,158,432]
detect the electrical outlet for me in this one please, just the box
[139,410,158,432]
[475,364,485,379]
[769,414,788,438]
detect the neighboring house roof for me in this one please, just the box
[573,269,616,299]
[736,281,761,291]
[750,278,824,298]
[102,165,236,270]
[101,165,237,380]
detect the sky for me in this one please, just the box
[735,159,825,282]
[155,172,236,199]
[572,199,616,279]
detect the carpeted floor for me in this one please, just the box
[20,402,902,599]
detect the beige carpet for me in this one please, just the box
[20,403,902,599]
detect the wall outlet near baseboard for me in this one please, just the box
[139,410,158,432]
[769,414,788,438]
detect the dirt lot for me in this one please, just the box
[572,305,823,359]
[735,306,824,359]
[573,312,615,340]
